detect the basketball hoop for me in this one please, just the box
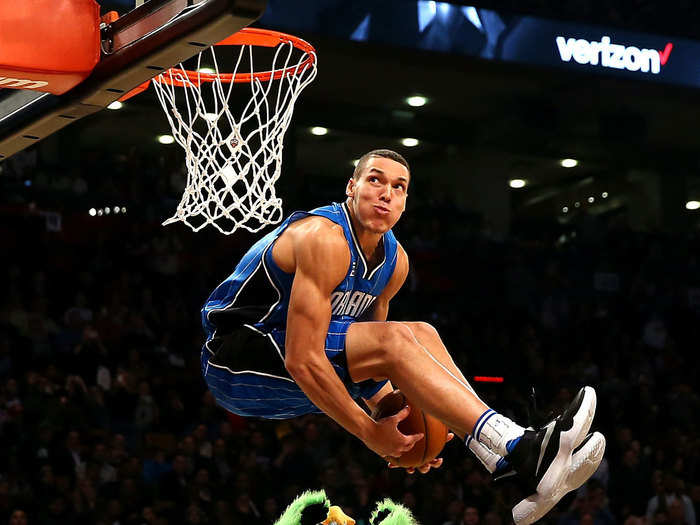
[122,28,317,234]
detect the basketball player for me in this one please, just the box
[201,149,605,524]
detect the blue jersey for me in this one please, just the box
[202,201,399,340]
[200,202,398,419]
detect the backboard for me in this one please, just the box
[0,0,267,160]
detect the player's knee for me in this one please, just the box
[405,321,438,339]
[377,322,416,366]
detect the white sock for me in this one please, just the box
[465,434,506,473]
[473,410,525,457]
[439,370,515,469]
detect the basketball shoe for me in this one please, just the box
[508,431,606,524]
[504,386,599,523]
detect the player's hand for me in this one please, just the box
[388,457,443,474]
[364,405,424,459]
[387,432,454,474]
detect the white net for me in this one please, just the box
[151,32,317,234]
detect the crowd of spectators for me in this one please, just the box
[0,147,699,525]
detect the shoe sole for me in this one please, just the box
[512,431,606,524]
[534,386,597,499]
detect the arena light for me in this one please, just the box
[197,67,216,74]
[157,134,175,144]
[509,179,526,189]
[574,201,581,208]
[89,208,96,216]
[406,95,428,107]
[310,126,328,136]
[562,206,569,213]
[602,191,609,198]
[401,137,419,147]
[560,158,578,168]
[588,196,595,203]
[462,6,482,30]
[107,101,123,110]
[686,200,700,210]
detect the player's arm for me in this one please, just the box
[283,219,378,442]
[368,243,409,321]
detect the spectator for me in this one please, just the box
[442,499,465,525]
[611,447,650,516]
[232,492,262,525]
[647,475,696,525]
[461,506,480,525]
[158,454,189,504]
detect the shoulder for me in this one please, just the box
[272,215,349,275]
[286,215,348,253]
[283,216,350,278]
[288,214,344,236]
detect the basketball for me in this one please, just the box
[371,389,449,468]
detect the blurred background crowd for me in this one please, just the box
[0,148,699,525]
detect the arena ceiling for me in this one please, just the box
[67,29,700,224]
[2,1,695,227]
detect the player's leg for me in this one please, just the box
[344,320,598,502]
[399,322,481,403]
[399,320,607,520]
[345,321,491,438]
[400,322,508,472]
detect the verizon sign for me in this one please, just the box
[555,36,673,74]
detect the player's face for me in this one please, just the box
[346,157,409,234]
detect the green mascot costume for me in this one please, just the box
[274,490,419,525]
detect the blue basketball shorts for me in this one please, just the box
[201,319,387,419]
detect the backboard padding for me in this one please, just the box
[0,0,267,160]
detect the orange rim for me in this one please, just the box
[120,28,315,100]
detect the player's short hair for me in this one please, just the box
[352,149,410,180]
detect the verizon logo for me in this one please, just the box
[0,76,49,89]
[555,36,673,74]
